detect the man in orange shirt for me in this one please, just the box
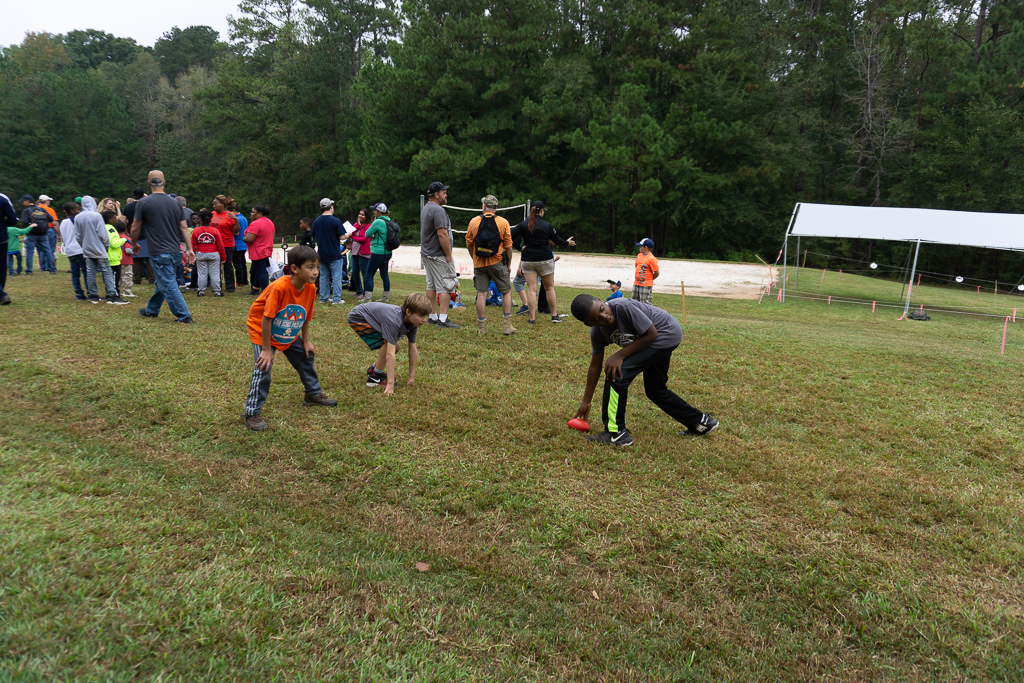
[465,194,515,336]
[632,238,659,304]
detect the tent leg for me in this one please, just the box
[903,240,922,317]
[794,236,800,288]
[782,236,788,303]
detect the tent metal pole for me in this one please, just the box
[903,240,922,316]
[782,236,788,302]
[794,236,800,288]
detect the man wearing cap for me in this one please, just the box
[420,181,460,328]
[632,238,659,304]
[38,195,60,272]
[465,195,515,336]
[19,195,54,274]
[312,198,348,305]
[131,170,196,323]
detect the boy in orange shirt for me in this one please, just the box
[632,238,659,304]
[243,245,337,432]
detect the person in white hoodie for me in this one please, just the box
[58,201,86,300]
[78,196,126,304]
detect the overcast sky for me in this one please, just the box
[3,0,238,49]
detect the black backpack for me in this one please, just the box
[384,218,402,251]
[28,206,51,236]
[474,213,502,258]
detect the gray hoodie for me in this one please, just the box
[77,196,109,259]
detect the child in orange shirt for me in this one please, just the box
[243,245,337,432]
[632,238,659,304]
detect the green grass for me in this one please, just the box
[1,261,1022,681]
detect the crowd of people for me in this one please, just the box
[1,172,718,444]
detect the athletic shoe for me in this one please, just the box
[244,414,269,432]
[125,294,137,298]
[175,317,195,324]
[319,299,329,304]
[0,294,10,306]
[683,414,719,437]
[88,295,101,304]
[528,319,536,324]
[585,429,634,447]
[366,372,386,388]
[436,319,461,329]
[197,291,205,297]
[515,305,529,315]
[551,315,562,323]
[214,293,224,297]
[107,296,129,305]
[75,294,87,301]
[303,392,338,407]
[332,300,345,305]
[139,309,159,318]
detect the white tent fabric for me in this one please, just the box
[788,203,1024,252]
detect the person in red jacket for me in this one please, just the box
[190,209,226,297]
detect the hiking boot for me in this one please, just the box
[380,291,390,303]
[139,308,158,318]
[502,318,517,335]
[477,319,487,336]
[436,319,461,329]
[244,414,269,432]
[682,414,719,437]
[107,296,129,305]
[515,304,529,315]
[303,392,338,407]
[585,429,633,447]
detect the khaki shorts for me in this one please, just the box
[473,263,511,294]
[422,255,458,294]
[521,259,555,277]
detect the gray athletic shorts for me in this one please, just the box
[521,259,555,277]
[422,255,458,294]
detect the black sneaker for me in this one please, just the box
[139,308,159,318]
[551,315,562,323]
[683,414,719,437]
[107,296,129,305]
[585,429,634,446]
[303,392,338,407]
[175,317,195,324]
[214,292,224,297]
[436,319,461,329]
[88,295,101,304]
[75,294,87,300]
[0,294,10,306]
[515,305,529,315]
[197,291,205,297]
[366,372,385,387]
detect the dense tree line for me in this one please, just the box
[1,1,1023,279]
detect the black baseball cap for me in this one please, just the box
[427,181,449,194]
[531,200,545,211]
[19,194,33,202]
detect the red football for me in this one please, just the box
[568,418,590,432]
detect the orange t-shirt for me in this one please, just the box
[634,252,659,286]
[246,276,317,350]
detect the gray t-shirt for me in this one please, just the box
[347,302,418,345]
[590,298,682,355]
[135,193,185,255]
[420,201,451,259]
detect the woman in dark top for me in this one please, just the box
[512,200,576,324]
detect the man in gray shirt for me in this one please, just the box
[131,170,196,324]
[420,181,460,329]
[569,295,718,446]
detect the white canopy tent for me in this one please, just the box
[780,203,1024,314]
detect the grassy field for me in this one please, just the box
[1,262,1022,681]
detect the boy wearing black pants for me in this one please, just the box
[570,294,718,446]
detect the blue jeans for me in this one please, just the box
[364,252,391,292]
[68,254,86,297]
[8,251,22,275]
[349,254,368,294]
[319,258,345,303]
[84,257,117,298]
[24,235,47,274]
[46,228,57,272]
[144,252,193,321]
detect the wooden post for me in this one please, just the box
[801,249,808,269]
[680,281,686,324]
